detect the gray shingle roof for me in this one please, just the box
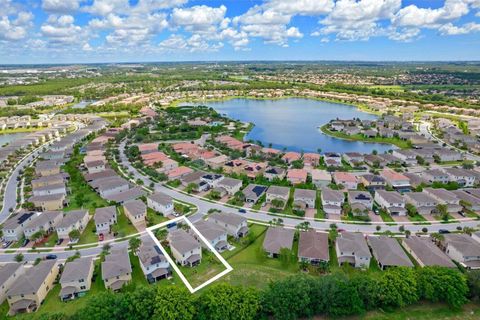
[57,210,89,229]
[298,230,329,261]
[209,212,246,227]
[403,236,455,268]
[60,257,94,284]
[0,263,22,287]
[102,249,132,280]
[263,227,295,255]
[193,220,226,242]
[367,236,413,268]
[169,229,200,254]
[147,192,172,206]
[8,260,57,296]
[123,200,146,217]
[94,206,117,225]
[337,232,371,258]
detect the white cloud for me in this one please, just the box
[158,34,223,52]
[318,0,401,41]
[171,5,227,32]
[42,0,81,13]
[388,27,421,41]
[439,22,480,35]
[0,10,33,41]
[83,0,130,16]
[41,15,85,45]
[265,0,334,16]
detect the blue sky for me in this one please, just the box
[1,0,479,64]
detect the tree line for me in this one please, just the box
[28,266,476,320]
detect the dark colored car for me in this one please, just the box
[438,229,450,234]
[238,208,246,213]
[45,254,58,260]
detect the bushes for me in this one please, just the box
[41,267,469,320]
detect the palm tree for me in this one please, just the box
[129,237,141,255]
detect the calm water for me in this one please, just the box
[207,98,396,154]
[0,132,27,147]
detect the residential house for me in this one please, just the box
[193,220,229,252]
[123,200,146,226]
[367,236,413,270]
[205,155,229,170]
[423,188,462,213]
[453,190,480,211]
[242,184,267,204]
[303,153,320,167]
[392,149,417,166]
[35,161,60,177]
[358,174,387,192]
[404,192,438,215]
[374,190,406,215]
[7,260,58,315]
[364,154,387,168]
[434,149,463,162]
[0,263,25,304]
[348,191,373,216]
[168,229,202,267]
[147,192,174,216]
[94,206,117,236]
[443,234,480,269]
[282,152,301,165]
[31,174,66,189]
[138,239,171,283]
[216,177,242,196]
[264,166,286,181]
[298,231,329,265]
[56,210,89,240]
[293,189,316,209]
[59,257,94,301]
[287,169,308,185]
[29,193,66,211]
[336,232,371,268]
[402,236,455,268]
[332,172,358,190]
[263,227,295,258]
[266,186,290,207]
[85,160,106,174]
[310,169,331,188]
[102,249,132,291]
[421,169,450,185]
[209,212,248,238]
[324,152,342,166]
[32,183,66,197]
[381,169,411,192]
[24,211,63,240]
[321,188,344,216]
[1,212,36,241]
[443,168,476,187]
[343,152,364,167]
[200,174,224,189]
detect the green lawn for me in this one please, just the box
[115,206,138,237]
[379,210,395,222]
[146,208,169,227]
[360,303,480,320]
[407,214,428,222]
[63,146,109,213]
[177,249,226,289]
[76,219,98,245]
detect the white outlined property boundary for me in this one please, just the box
[145,216,233,293]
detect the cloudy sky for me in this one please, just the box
[1,0,480,64]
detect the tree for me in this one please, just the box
[196,283,260,320]
[156,228,168,241]
[261,275,315,320]
[271,198,285,209]
[69,229,81,241]
[316,274,365,317]
[435,204,449,221]
[405,203,417,217]
[77,292,127,320]
[129,237,141,254]
[31,230,46,243]
[377,267,419,308]
[102,243,111,254]
[467,270,480,300]
[186,183,197,194]
[153,286,196,320]
[279,248,294,267]
[14,253,24,262]
[417,266,468,309]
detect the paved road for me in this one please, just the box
[117,140,480,234]
[0,144,50,223]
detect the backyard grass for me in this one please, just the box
[146,207,169,227]
[115,206,138,237]
[407,214,428,222]
[379,210,395,222]
[177,249,227,289]
[62,146,109,213]
[76,219,98,245]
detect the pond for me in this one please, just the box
[206,98,395,154]
[0,132,28,147]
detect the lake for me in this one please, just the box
[206,98,396,154]
[0,132,28,147]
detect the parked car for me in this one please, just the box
[98,234,104,241]
[56,239,64,246]
[438,229,450,234]
[2,241,12,248]
[45,254,57,260]
[238,208,246,213]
